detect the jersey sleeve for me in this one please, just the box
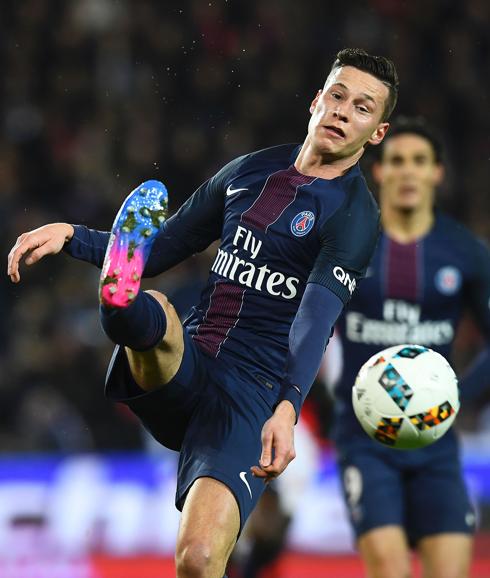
[64,154,246,274]
[278,283,343,420]
[308,189,380,304]
[63,226,110,267]
[459,239,490,401]
[466,239,490,337]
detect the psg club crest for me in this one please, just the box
[435,266,461,295]
[291,211,315,237]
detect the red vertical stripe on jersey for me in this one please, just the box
[193,281,245,357]
[241,166,315,231]
[386,239,419,300]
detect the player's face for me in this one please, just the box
[373,134,443,212]
[308,66,390,159]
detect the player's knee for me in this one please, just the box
[144,289,170,313]
[363,546,410,578]
[360,528,411,578]
[176,540,223,578]
[368,557,411,578]
[143,289,182,351]
[429,562,469,578]
[144,290,179,337]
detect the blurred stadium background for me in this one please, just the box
[1,1,489,576]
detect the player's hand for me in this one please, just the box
[251,400,296,482]
[7,223,74,283]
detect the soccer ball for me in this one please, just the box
[352,344,460,450]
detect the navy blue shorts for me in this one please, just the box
[337,437,476,544]
[105,329,276,533]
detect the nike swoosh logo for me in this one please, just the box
[226,185,248,196]
[239,471,252,499]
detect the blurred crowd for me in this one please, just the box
[1,0,489,451]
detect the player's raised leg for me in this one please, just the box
[358,526,411,578]
[98,180,184,391]
[417,534,472,578]
[176,477,240,578]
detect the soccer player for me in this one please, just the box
[8,49,398,578]
[332,116,490,578]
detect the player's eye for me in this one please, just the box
[331,92,342,100]
[356,106,369,113]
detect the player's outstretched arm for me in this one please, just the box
[7,223,74,283]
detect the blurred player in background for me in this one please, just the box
[332,116,490,578]
[8,48,398,578]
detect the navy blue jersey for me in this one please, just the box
[333,212,490,448]
[66,144,379,401]
[169,144,379,388]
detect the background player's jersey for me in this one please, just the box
[332,213,490,454]
[168,144,379,390]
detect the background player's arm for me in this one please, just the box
[458,239,490,401]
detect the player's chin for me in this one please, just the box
[313,138,346,157]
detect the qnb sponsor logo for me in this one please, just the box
[211,248,299,299]
[345,311,454,346]
[333,266,357,295]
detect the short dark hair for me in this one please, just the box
[385,116,444,163]
[330,48,399,121]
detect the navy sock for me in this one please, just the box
[99,292,167,351]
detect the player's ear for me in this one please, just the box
[368,122,390,147]
[309,89,322,114]
[433,163,444,186]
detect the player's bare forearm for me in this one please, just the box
[251,400,296,482]
[7,223,74,283]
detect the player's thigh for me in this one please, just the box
[405,456,475,543]
[417,533,472,578]
[126,289,184,390]
[358,526,411,578]
[338,445,405,537]
[176,477,240,576]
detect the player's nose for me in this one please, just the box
[332,105,348,122]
